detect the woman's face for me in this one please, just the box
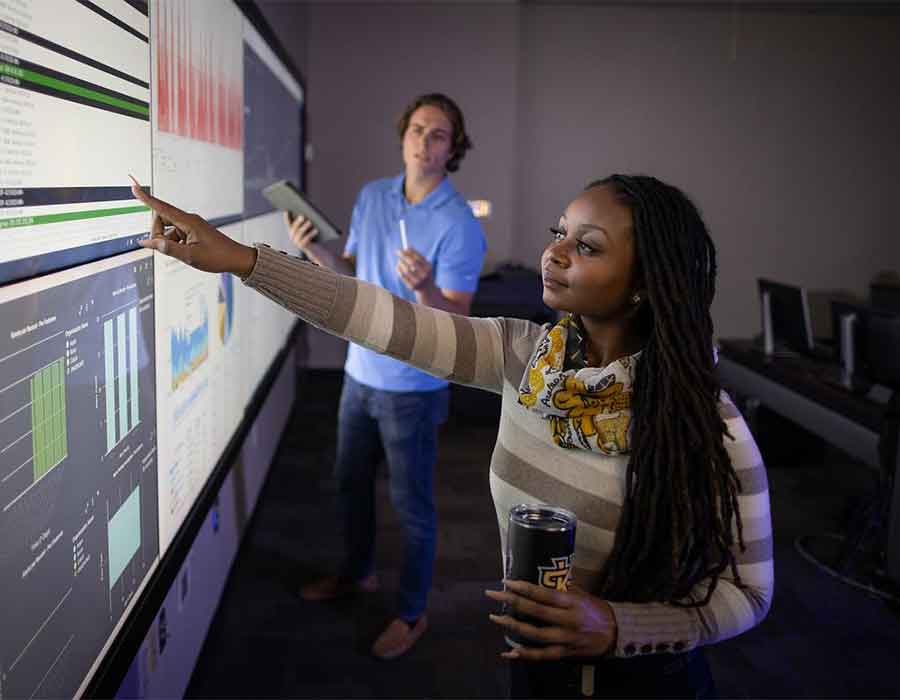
[540,184,639,320]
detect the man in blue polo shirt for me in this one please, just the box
[287,93,486,659]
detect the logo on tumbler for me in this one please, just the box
[538,554,573,591]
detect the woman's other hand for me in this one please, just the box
[485,579,618,661]
[285,211,320,252]
[131,177,257,277]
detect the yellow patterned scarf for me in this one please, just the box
[517,315,640,455]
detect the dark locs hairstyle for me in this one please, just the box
[589,174,746,606]
[396,93,473,173]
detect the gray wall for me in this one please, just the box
[259,1,900,365]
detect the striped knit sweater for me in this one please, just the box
[243,244,774,659]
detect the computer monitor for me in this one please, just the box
[871,275,900,313]
[758,278,815,356]
[866,310,900,389]
[830,300,869,382]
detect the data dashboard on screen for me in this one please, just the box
[153,215,297,552]
[0,0,152,285]
[0,249,158,700]
[153,221,249,552]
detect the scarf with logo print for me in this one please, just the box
[517,315,640,455]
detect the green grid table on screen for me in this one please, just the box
[30,358,68,481]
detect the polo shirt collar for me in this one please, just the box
[392,173,455,210]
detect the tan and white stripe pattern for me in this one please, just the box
[244,244,774,658]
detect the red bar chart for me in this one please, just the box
[156,0,242,149]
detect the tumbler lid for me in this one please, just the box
[508,504,576,531]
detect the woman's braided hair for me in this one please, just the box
[589,174,745,606]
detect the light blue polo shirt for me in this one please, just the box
[344,174,487,392]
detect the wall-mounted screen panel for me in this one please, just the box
[0,1,151,285]
[153,222,249,554]
[151,0,244,223]
[0,249,158,700]
[241,212,297,393]
[0,1,305,696]
[242,19,304,218]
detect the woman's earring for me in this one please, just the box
[631,294,642,305]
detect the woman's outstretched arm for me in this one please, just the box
[246,243,506,393]
[132,180,507,394]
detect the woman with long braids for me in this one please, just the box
[131,174,773,699]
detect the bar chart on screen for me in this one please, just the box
[0,250,158,700]
[101,304,143,455]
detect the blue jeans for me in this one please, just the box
[335,375,449,622]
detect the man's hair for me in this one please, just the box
[587,174,746,607]
[396,93,472,173]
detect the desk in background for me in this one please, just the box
[472,264,555,325]
[450,266,555,422]
[716,338,900,584]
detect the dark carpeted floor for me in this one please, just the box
[186,370,900,699]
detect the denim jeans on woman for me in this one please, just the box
[334,375,449,623]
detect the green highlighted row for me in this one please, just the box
[0,204,150,230]
[0,62,149,117]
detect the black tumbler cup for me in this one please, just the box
[503,504,577,647]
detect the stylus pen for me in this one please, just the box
[399,219,408,250]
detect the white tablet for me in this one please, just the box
[261,179,342,242]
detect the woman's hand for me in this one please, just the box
[485,579,618,661]
[130,177,257,276]
[285,211,320,252]
[396,247,433,291]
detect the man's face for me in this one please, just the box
[402,105,454,180]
